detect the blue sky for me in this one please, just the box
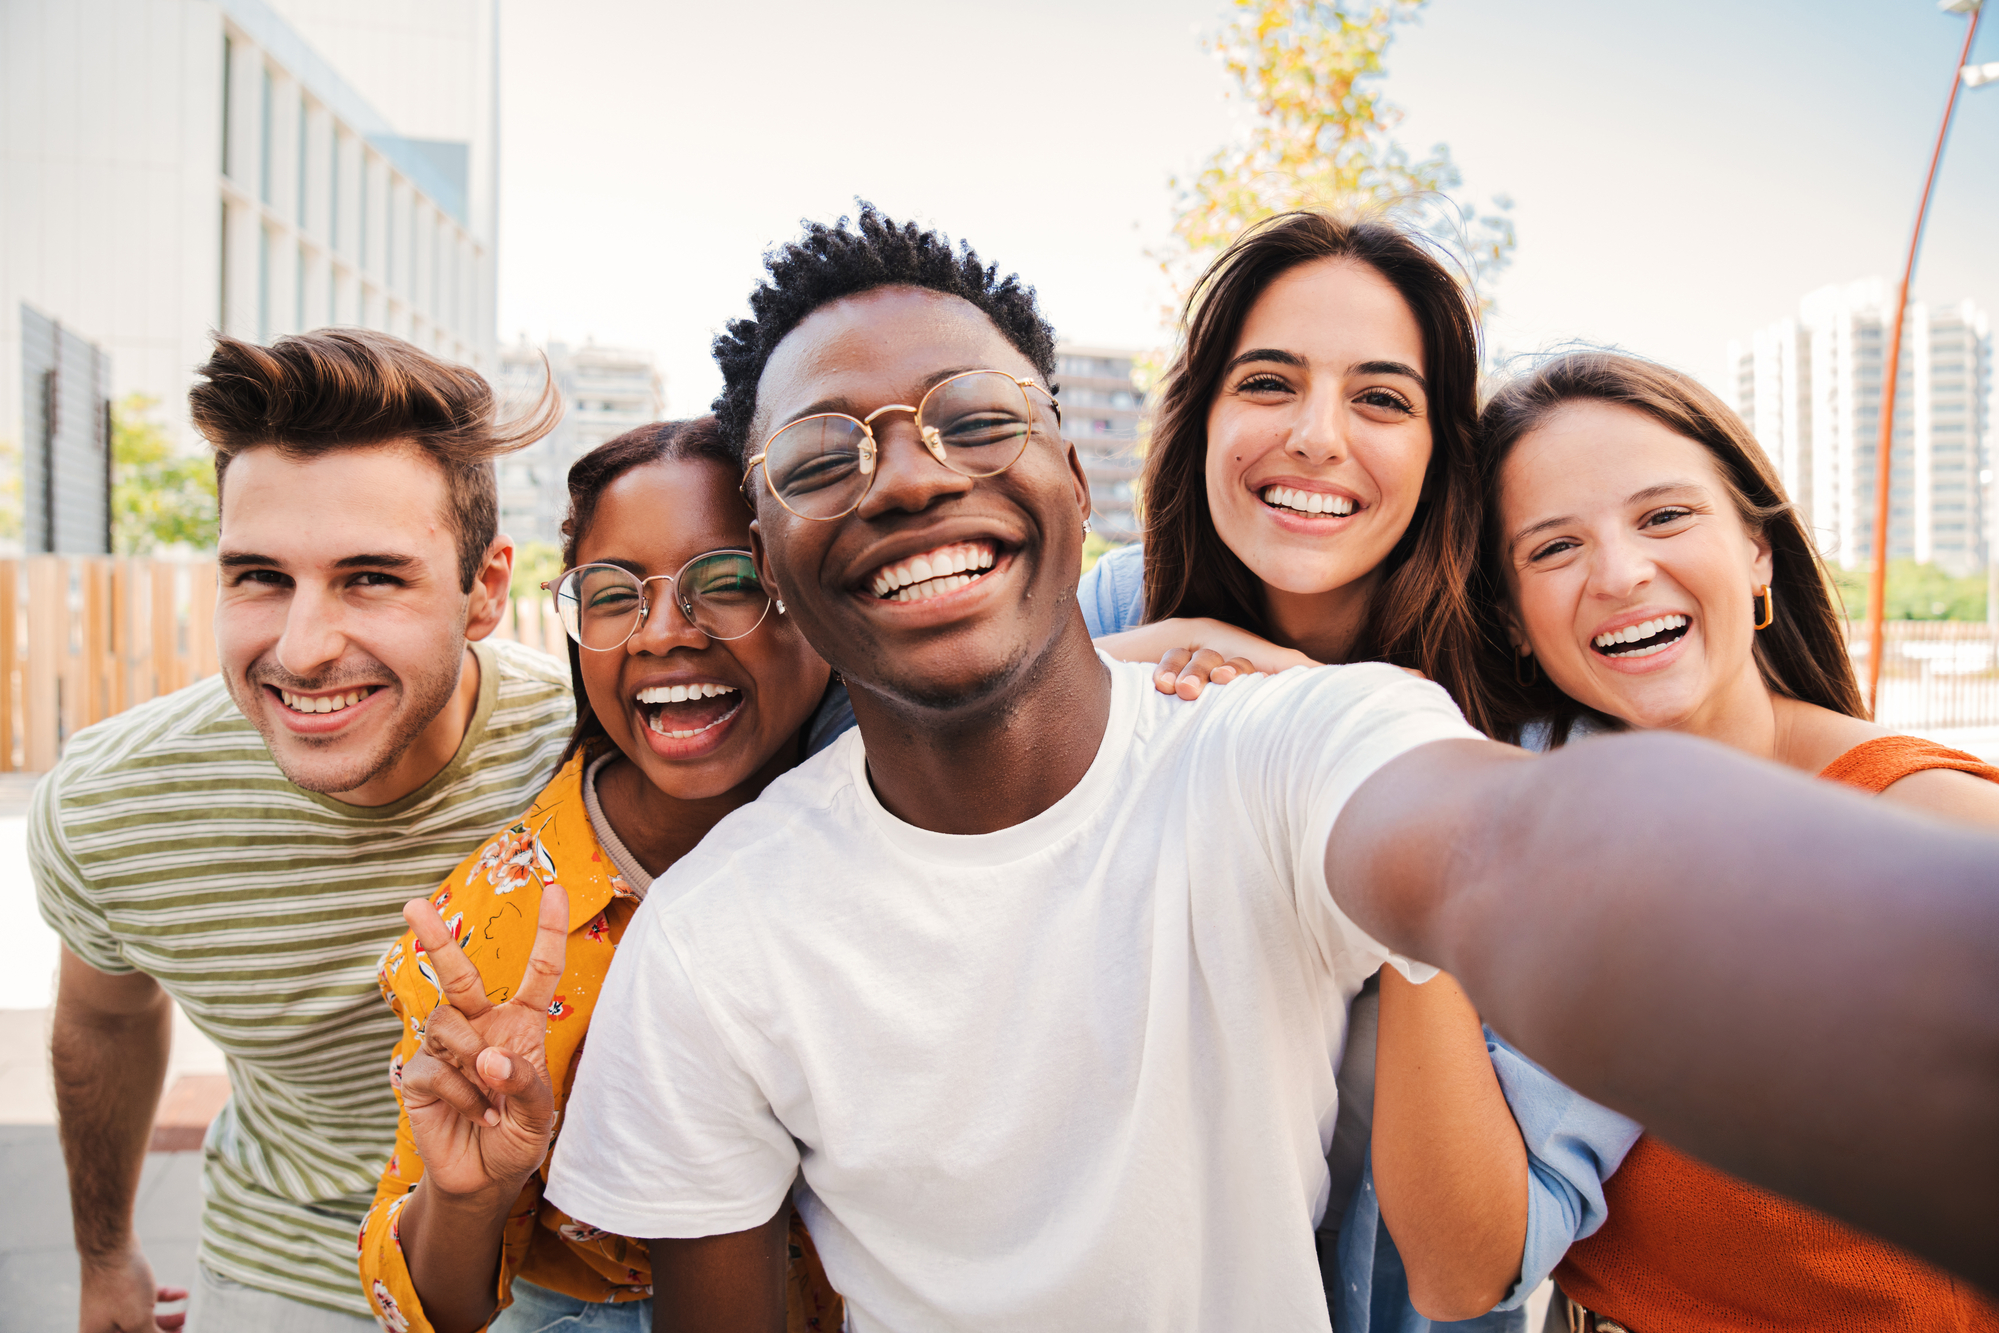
[495,0,1997,412]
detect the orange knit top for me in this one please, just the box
[1553,735,1999,1332]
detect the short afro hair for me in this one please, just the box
[711,203,1058,459]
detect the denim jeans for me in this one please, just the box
[488,1279,654,1333]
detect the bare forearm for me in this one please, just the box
[51,971,171,1264]
[1332,732,1999,1288]
[1371,968,1526,1320]
[398,1178,517,1333]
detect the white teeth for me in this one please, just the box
[635,683,738,705]
[643,693,742,739]
[1592,614,1689,653]
[870,542,998,598]
[281,687,372,714]
[1261,485,1356,517]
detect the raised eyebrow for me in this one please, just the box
[1224,348,1307,374]
[1351,360,1426,392]
[332,553,420,571]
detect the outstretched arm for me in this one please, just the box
[1327,732,1999,1290]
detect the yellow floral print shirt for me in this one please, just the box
[358,750,841,1333]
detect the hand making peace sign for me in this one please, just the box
[397,881,571,1201]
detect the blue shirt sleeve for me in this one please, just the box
[1077,542,1146,636]
[804,680,857,756]
[1333,1031,1642,1331]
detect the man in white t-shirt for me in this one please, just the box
[528,209,1999,1323]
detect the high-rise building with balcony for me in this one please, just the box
[1054,344,1147,543]
[1,0,500,462]
[497,338,665,548]
[1727,279,1993,576]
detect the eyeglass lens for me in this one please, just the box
[763,370,1037,519]
[553,553,769,649]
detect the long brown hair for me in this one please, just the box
[555,416,742,764]
[1473,351,1865,744]
[1140,211,1493,731]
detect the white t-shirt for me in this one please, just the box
[547,655,1480,1332]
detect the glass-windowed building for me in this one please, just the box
[1,0,500,457]
[1055,344,1148,543]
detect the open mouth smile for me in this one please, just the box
[274,686,381,715]
[868,540,999,604]
[1592,615,1690,659]
[635,682,741,739]
[1261,485,1358,518]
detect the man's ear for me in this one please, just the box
[464,535,514,642]
[1064,441,1093,530]
[748,521,785,606]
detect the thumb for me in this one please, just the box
[476,1045,555,1130]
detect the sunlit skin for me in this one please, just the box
[1203,257,1433,664]
[1499,400,1999,826]
[214,443,511,805]
[746,285,1105,835]
[576,457,832,873]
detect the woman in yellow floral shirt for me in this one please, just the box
[359,417,846,1333]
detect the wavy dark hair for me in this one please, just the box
[711,203,1057,460]
[1140,211,1493,731]
[1473,350,1865,744]
[554,416,742,764]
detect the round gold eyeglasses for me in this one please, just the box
[742,369,1061,521]
[543,551,771,651]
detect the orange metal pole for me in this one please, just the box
[1866,4,1984,718]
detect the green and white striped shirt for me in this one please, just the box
[31,638,573,1315]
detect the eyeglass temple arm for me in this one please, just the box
[1021,379,1063,425]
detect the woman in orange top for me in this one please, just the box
[358,417,845,1333]
[1473,349,1999,1332]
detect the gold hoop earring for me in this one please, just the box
[1513,649,1537,687]
[1754,584,1774,631]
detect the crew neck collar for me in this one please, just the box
[850,651,1138,867]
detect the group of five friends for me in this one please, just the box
[35,206,1999,1333]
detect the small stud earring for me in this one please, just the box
[1081,517,1093,535]
[776,599,787,615]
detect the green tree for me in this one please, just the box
[1161,0,1514,310]
[1829,561,1988,622]
[512,539,564,602]
[113,394,217,555]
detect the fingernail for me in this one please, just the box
[485,1109,500,1127]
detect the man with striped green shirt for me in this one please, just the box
[33,330,574,1331]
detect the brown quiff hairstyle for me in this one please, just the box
[554,416,741,765]
[1473,350,1865,744]
[190,329,561,591]
[1141,210,1494,731]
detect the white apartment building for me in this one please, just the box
[1727,279,1994,576]
[1056,344,1148,543]
[1,0,500,477]
[497,339,665,549]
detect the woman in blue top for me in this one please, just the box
[1079,211,1639,1332]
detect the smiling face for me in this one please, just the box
[747,286,1091,712]
[574,456,830,800]
[1203,258,1433,632]
[1498,400,1774,733]
[216,442,481,795]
